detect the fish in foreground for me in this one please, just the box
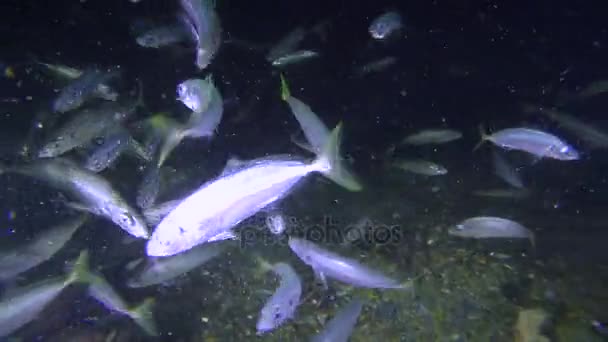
[271,50,319,68]
[0,215,88,281]
[127,241,226,288]
[311,298,363,342]
[401,129,462,145]
[256,261,302,335]
[492,150,524,189]
[0,158,149,239]
[392,159,447,176]
[179,0,221,70]
[38,87,143,158]
[448,216,535,247]
[146,122,362,257]
[475,125,579,161]
[369,11,403,40]
[0,250,91,338]
[177,76,217,113]
[288,237,406,289]
[53,68,120,113]
[136,24,189,48]
[87,272,157,336]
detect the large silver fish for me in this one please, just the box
[146,123,362,257]
[0,158,149,239]
[179,0,222,70]
[476,126,579,160]
[288,237,405,289]
[0,251,91,338]
[256,262,302,335]
[0,215,88,281]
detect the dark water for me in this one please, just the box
[0,0,607,341]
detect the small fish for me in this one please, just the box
[177,76,216,113]
[448,216,535,246]
[266,27,308,62]
[0,158,149,239]
[136,164,161,209]
[401,129,462,145]
[256,262,302,335]
[87,272,157,336]
[0,215,88,281]
[271,50,319,68]
[476,125,579,161]
[127,241,226,288]
[472,188,530,199]
[179,0,222,70]
[146,123,362,257]
[35,61,119,101]
[136,24,189,48]
[353,56,397,77]
[0,250,91,338]
[369,11,403,40]
[53,68,120,113]
[288,237,405,289]
[492,150,524,188]
[311,298,363,342]
[392,159,447,176]
[266,213,286,235]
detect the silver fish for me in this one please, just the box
[146,123,362,257]
[288,237,405,289]
[401,129,462,145]
[177,76,216,113]
[0,215,88,281]
[476,126,579,160]
[448,216,535,246]
[136,24,189,48]
[492,150,524,188]
[179,0,222,70]
[127,241,226,288]
[87,272,157,336]
[369,11,403,40]
[311,298,363,342]
[271,50,319,68]
[0,251,91,338]
[39,92,142,158]
[53,68,119,113]
[256,262,302,335]
[392,159,447,176]
[353,56,397,77]
[0,158,149,239]
[266,26,307,62]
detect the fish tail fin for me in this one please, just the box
[314,122,363,191]
[129,298,158,336]
[65,250,92,285]
[146,114,185,167]
[473,124,489,152]
[280,73,290,101]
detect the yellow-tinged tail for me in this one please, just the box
[280,73,290,101]
[129,298,158,336]
[473,124,490,152]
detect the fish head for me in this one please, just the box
[106,203,149,239]
[447,224,469,237]
[177,80,205,112]
[430,164,448,175]
[554,144,580,160]
[195,48,212,70]
[256,303,288,335]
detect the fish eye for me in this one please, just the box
[120,211,135,226]
[559,146,569,153]
[455,224,465,230]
